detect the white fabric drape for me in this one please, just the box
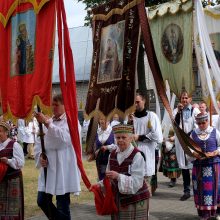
[162,80,176,139]
[194,1,220,114]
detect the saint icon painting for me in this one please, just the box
[10,10,36,77]
[97,20,125,84]
[161,23,184,64]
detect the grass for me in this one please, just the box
[23,157,98,219]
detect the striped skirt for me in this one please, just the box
[0,174,24,220]
[111,199,149,220]
[160,144,181,179]
[192,162,220,219]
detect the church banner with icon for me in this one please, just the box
[0,0,55,121]
[85,0,142,119]
[148,0,194,97]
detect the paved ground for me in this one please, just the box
[27,172,203,220]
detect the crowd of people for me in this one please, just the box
[1,92,220,220]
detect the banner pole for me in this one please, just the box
[37,105,47,184]
[210,100,212,126]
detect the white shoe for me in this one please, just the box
[216,215,220,220]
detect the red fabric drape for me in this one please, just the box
[56,0,90,189]
[92,178,118,215]
[56,0,118,215]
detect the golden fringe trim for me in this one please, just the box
[3,95,52,125]
[0,0,49,28]
[93,0,143,21]
[147,120,152,129]
[84,105,136,122]
[204,9,220,19]
[204,92,220,108]
[148,0,193,20]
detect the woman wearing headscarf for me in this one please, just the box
[92,124,150,219]
[191,113,220,220]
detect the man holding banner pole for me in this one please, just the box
[174,91,200,201]
[34,94,81,220]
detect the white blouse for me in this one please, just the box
[105,144,146,195]
[0,138,24,169]
[190,126,220,154]
[97,125,116,151]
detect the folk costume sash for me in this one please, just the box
[0,0,55,122]
[148,0,194,97]
[85,0,142,120]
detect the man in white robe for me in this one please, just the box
[34,94,81,220]
[174,91,200,201]
[132,93,163,191]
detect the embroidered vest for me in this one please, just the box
[192,128,220,164]
[110,147,150,207]
[0,141,21,179]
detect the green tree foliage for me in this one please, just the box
[78,0,220,26]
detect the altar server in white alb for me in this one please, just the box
[132,92,163,190]
[174,90,200,201]
[34,94,81,220]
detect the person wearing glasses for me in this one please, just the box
[174,91,200,201]
[92,124,150,219]
[190,113,220,220]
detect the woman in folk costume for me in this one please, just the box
[190,113,220,220]
[160,128,181,187]
[93,124,150,220]
[0,121,25,219]
[95,115,115,180]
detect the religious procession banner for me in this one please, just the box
[85,0,142,119]
[0,0,55,121]
[194,2,220,109]
[148,0,194,97]
[138,0,206,158]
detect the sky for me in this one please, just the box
[64,0,87,28]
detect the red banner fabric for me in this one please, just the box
[56,0,118,215]
[0,0,55,121]
[0,0,50,27]
[56,0,91,189]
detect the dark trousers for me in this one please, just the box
[37,191,71,220]
[23,142,28,155]
[182,169,190,194]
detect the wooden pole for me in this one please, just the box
[210,100,212,126]
[36,105,53,219]
[181,109,188,165]
[37,105,47,184]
